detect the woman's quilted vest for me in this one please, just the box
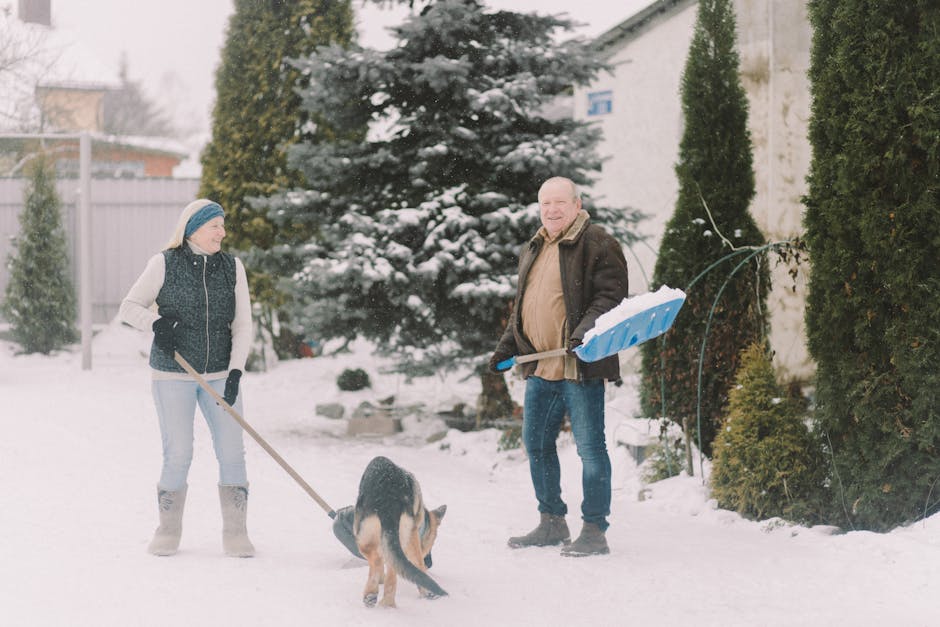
[149,245,236,374]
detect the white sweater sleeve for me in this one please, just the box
[118,253,165,332]
[228,257,252,372]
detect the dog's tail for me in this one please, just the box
[381,519,447,598]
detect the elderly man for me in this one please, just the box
[490,176,629,557]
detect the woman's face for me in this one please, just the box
[188,216,225,254]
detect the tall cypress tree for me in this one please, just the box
[260,0,641,417]
[804,1,940,530]
[199,0,355,358]
[639,0,768,457]
[199,0,355,297]
[2,154,77,353]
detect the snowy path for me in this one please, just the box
[2,326,939,626]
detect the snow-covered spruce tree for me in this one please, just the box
[261,0,641,421]
[710,343,827,524]
[2,154,77,353]
[804,0,940,531]
[639,0,769,457]
[199,0,355,351]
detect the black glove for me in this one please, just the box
[488,352,513,374]
[567,337,582,356]
[223,369,242,406]
[152,317,180,354]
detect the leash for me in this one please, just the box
[174,352,364,558]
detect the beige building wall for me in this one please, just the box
[734,0,813,381]
[36,87,105,132]
[574,0,813,381]
[573,2,699,303]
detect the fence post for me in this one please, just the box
[79,132,92,370]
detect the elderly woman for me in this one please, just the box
[120,199,254,557]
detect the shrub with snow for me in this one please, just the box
[336,367,371,392]
[710,343,827,524]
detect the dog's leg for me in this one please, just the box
[379,562,398,608]
[364,555,383,606]
[361,544,382,607]
[363,554,382,607]
[357,516,382,607]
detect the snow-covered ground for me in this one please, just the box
[2,322,938,626]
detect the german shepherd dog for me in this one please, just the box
[353,456,447,608]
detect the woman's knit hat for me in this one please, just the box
[184,202,224,238]
[164,199,226,250]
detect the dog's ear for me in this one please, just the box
[432,505,447,521]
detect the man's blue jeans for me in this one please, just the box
[151,378,247,491]
[522,376,611,531]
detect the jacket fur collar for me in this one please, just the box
[531,210,591,247]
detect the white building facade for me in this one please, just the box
[574,0,813,382]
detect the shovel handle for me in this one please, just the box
[496,347,570,372]
[174,352,337,518]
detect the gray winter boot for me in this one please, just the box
[219,484,255,557]
[507,513,570,549]
[148,485,187,556]
[561,522,610,557]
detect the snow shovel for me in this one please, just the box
[173,352,363,559]
[495,286,686,371]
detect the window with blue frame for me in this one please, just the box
[587,90,613,116]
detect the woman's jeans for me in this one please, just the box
[523,376,611,531]
[152,378,247,491]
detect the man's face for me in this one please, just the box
[538,180,581,236]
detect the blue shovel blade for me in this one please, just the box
[574,297,686,363]
[495,293,686,370]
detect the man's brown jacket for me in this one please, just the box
[494,211,629,381]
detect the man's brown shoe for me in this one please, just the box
[561,522,610,557]
[507,513,570,548]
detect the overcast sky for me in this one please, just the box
[49,0,651,136]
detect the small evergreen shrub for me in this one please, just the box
[640,441,684,484]
[2,155,77,353]
[710,343,827,524]
[336,368,371,391]
[498,425,522,451]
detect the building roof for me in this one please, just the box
[92,133,188,158]
[593,0,697,58]
[0,132,187,157]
